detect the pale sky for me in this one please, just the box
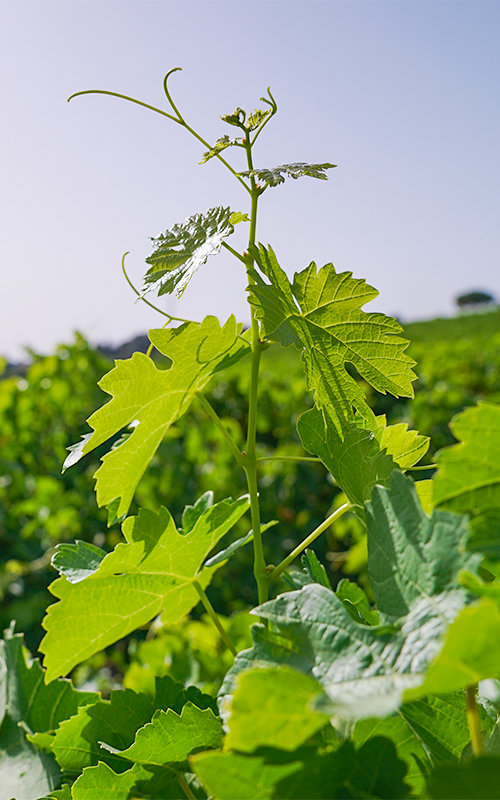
[1,1,499,360]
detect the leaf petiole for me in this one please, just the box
[195,392,245,468]
[466,684,485,756]
[268,502,352,582]
[121,253,197,324]
[257,455,322,463]
[192,579,237,658]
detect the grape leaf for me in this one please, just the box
[434,402,500,512]
[366,471,478,623]
[298,406,427,516]
[71,762,153,800]
[399,692,494,765]
[63,316,249,518]
[221,475,478,721]
[336,578,379,625]
[426,756,500,799]
[200,135,241,164]
[142,206,237,297]
[192,738,410,800]
[408,598,500,698]
[0,626,98,734]
[40,495,250,681]
[223,667,329,753]
[241,163,336,187]
[248,245,416,439]
[301,549,331,589]
[352,713,427,795]
[191,750,301,800]
[105,702,222,766]
[0,716,60,800]
[51,540,106,584]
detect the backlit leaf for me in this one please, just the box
[200,135,241,164]
[143,207,237,297]
[241,163,336,187]
[64,316,249,518]
[248,245,416,439]
[40,495,250,681]
[51,540,106,584]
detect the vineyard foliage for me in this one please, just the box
[1,72,500,799]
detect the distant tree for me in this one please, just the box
[456,290,496,312]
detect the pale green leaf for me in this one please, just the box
[181,490,214,533]
[336,578,379,625]
[110,702,222,766]
[247,108,270,131]
[221,107,246,127]
[63,316,249,518]
[191,750,300,800]
[143,206,237,297]
[40,495,250,681]
[248,245,416,439]
[434,401,500,515]
[301,549,331,589]
[223,666,328,753]
[366,471,478,623]
[0,626,98,734]
[229,211,250,225]
[200,135,241,164]
[407,598,500,699]
[71,762,152,800]
[51,540,106,584]
[241,163,337,187]
[0,717,60,800]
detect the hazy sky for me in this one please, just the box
[1,1,499,360]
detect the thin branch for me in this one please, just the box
[466,685,485,756]
[269,503,352,581]
[195,392,245,468]
[257,455,322,463]
[222,240,247,264]
[192,579,237,657]
[121,253,197,324]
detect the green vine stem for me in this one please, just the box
[177,772,197,800]
[466,684,485,756]
[192,580,237,658]
[195,392,244,468]
[257,455,322,463]
[121,252,196,324]
[268,503,352,582]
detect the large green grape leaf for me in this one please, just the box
[434,402,500,512]
[104,702,222,767]
[224,667,329,753]
[408,598,500,698]
[240,162,336,187]
[366,471,477,623]
[40,495,250,681]
[0,626,98,734]
[221,475,477,721]
[71,762,178,800]
[64,316,249,518]
[221,583,466,723]
[297,406,428,517]
[142,206,237,297]
[399,692,494,765]
[192,738,410,800]
[433,402,500,558]
[247,245,416,439]
[0,716,60,800]
[50,675,203,774]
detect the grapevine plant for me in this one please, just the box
[2,69,500,800]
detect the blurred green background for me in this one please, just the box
[1,307,499,693]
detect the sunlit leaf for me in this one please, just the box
[143,207,237,297]
[241,162,336,187]
[200,135,241,164]
[40,495,250,680]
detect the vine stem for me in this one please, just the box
[195,392,244,467]
[192,579,237,657]
[268,503,352,582]
[177,772,196,800]
[466,685,485,756]
[257,455,321,463]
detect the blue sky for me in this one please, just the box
[1,1,499,359]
